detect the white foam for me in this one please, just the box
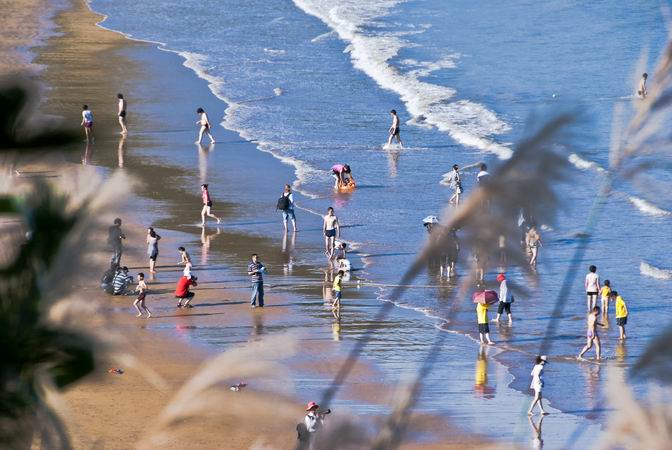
[263,48,286,56]
[294,0,512,159]
[273,87,284,96]
[311,30,337,42]
[628,196,672,217]
[568,153,606,173]
[640,261,672,280]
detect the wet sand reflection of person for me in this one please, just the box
[282,231,296,276]
[198,143,214,184]
[385,144,400,178]
[117,135,126,168]
[200,226,221,265]
[82,142,92,165]
[474,347,495,398]
[249,313,264,342]
[582,363,602,421]
[332,315,341,341]
[528,415,545,449]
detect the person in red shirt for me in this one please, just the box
[175,275,198,308]
[200,184,221,226]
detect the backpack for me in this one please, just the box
[276,194,290,211]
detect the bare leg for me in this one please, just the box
[595,336,601,360]
[196,126,205,144]
[485,333,495,345]
[578,338,593,359]
[119,116,127,134]
[479,333,485,344]
[396,134,403,147]
[292,219,297,233]
[206,207,221,223]
[201,205,207,225]
[387,133,393,146]
[206,129,216,144]
[133,299,143,317]
[149,258,156,273]
[141,299,152,318]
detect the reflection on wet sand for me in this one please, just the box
[474,347,495,398]
[528,414,544,449]
[82,142,91,165]
[281,231,295,276]
[200,226,221,265]
[117,135,126,168]
[198,143,214,184]
[385,145,400,178]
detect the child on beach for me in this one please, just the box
[637,73,648,98]
[117,93,127,135]
[178,246,192,266]
[195,107,216,144]
[80,104,94,142]
[612,291,628,340]
[200,184,221,226]
[578,306,605,360]
[447,164,462,206]
[387,109,403,147]
[600,280,611,317]
[585,265,600,311]
[528,355,549,415]
[477,302,495,345]
[133,273,151,318]
[332,270,344,313]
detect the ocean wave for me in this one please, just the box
[640,261,672,280]
[294,0,512,159]
[263,48,286,56]
[568,153,606,173]
[627,196,672,217]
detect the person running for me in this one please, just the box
[637,73,648,99]
[600,280,612,318]
[178,246,192,266]
[578,306,605,360]
[613,290,628,340]
[200,184,221,226]
[493,273,513,324]
[528,355,549,415]
[323,207,340,257]
[175,274,198,308]
[526,225,542,268]
[195,107,216,144]
[585,265,600,311]
[477,301,495,345]
[387,109,403,147]
[278,184,298,233]
[108,218,126,266]
[117,93,127,135]
[146,227,161,273]
[332,270,344,313]
[447,164,463,206]
[133,273,152,318]
[331,164,355,189]
[476,163,490,186]
[80,104,95,143]
[248,253,265,308]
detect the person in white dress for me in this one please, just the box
[528,355,549,415]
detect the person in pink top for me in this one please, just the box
[200,184,221,226]
[331,164,355,189]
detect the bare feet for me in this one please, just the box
[146,312,152,318]
[136,313,142,317]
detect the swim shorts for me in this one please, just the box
[119,110,127,118]
[84,121,93,128]
[392,127,400,136]
[137,292,146,301]
[207,200,213,207]
[478,323,490,334]
[282,209,296,221]
[497,301,511,314]
[325,229,336,238]
[334,291,342,300]
[616,317,627,326]
[586,291,598,296]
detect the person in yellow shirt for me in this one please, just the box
[477,302,495,345]
[600,280,611,318]
[332,270,344,313]
[611,291,628,340]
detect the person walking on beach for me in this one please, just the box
[493,273,513,324]
[526,225,542,269]
[108,218,126,266]
[277,184,298,233]
[248,253,265,308]
[528,355,549,415]
[81,104,95,143]
[600,280,611,318]
[637,73,648,99]
[447,164,463,206]
[387,109,403,147]
[332,270,344,313]
[195,107,216,144]
[175,274,198,308]
[612,290,628,340]
[146,227,161,274]
[578,306,604,360]
[133,273,152,318]
[323,207,340,257]
[117,93,127,135]
[585,265,600,311]
[477,301,495,345]
[200,184,221,226]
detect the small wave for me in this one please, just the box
[263,48,286,56]
[628,196,671,217]
[273,87,284,96]
[311,30,337,42]
[640,261,672,280]
[568,153,606,173]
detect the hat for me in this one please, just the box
[306,401,319,411]
[496,273,505,282]
[540,355,548,363]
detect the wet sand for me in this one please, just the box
[1,0,487,448]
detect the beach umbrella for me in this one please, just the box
[472,290,499,305]
[422,215,439,225]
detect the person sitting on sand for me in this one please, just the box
[637,72,648,99]
[195,107,216,144]
[331,164,355,189]
[80,104,94,143]
[528,355,549,416]
[175,274,198,308]
[578,306,605,360]
[387,109,403,147]
[117,93,127,135]
[133,273,151,318]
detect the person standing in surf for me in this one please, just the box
[637,73,648,99]
[323,207,340,257]
[195,107,216,144]
[585,265,600,311]
[387,109,403,147]
[200,184,221,226]
[81,104,94,143]
[117,93,128,135]
[528,355,549,415]
[578,306,604,360]
[146,227,161,274]
[447,164,463,206]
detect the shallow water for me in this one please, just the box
[88,0,672,447]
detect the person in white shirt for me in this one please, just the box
[297,401,330,449]
[447,164,463,206]
[528,355,549,415]
[584,265,600,311]
[493,273,513,323]
[476,163,490,186]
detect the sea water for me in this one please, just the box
[89,0,671,447]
